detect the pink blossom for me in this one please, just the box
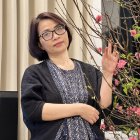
[126,107,135,116]
[95,15,102,23]
[130,106,137,112]
[97,47,102,53]
[130,29,137,37]
[138,128,140,135]
[135,107,140,116]
[115,79,120,86]
[117,60,127,69]
[127,106,137,113]
[100,124,106,130]
[135,52,140,59]
[129,136,137,140]
[127,106,140,117]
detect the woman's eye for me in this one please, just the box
[44,32,50,36]
[57,25,64,30]
[58,26,63,29]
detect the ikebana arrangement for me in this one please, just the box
[56,0,140,139]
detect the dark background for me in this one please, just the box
[0,91,18,140]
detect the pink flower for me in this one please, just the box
[117,60,127,69]
[135,107,140,116]
[138,128,140,135]
[129,136,137,140]
[130,106,137,112]
[126,107,135,116]
[100,119,105,130]
[115,79,120,86]
[130,29,137,37]
[135,52,140,59]
[95,15,102,23]
[100,124,106,130]
[128,106,137,112]
[127,106,140,117]
[97,47,102,53]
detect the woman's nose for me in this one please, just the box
[52,32,60,40]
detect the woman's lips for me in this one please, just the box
[54,41,64,47]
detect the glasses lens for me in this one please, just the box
[43,32,52,41]
[41,25,66,41]
[55,25,66,35]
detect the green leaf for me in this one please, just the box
[113,96,118,107]
[127,53,133,59]
[127,83,133,89]
[123,87,128,94]
[134,34,140,41]
[133,25,140,30]
[120,54,126,59]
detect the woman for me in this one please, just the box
[21,12,119,140]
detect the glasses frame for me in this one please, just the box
[39,24,66,41]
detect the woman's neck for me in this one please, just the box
[49,53,74,70]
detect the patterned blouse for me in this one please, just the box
[47,60,99,140]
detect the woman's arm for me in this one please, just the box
[42,103,99,124]
[42,103,80,120]
[99,42,119,109]
[22,66,99,124]
[99,72,113,108]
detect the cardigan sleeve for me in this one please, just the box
[95,68,102,100]
[85,65,112,120]
[95,67,113,119]
[21,66,45,122]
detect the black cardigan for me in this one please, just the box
[21,59,105,140]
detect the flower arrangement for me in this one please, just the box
[56,0,140,139]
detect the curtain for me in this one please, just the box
[0,0,102,140]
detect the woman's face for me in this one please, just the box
[38,19,69,57]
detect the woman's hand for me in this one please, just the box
[79,103,99,125]
[99,42,119,109]
[102,42,119,75]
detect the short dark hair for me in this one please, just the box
[29,12,72,61]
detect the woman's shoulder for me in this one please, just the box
[72,58,97,70]
[73,59,102,77]
[26,60,47,69]
[23,60,47,74]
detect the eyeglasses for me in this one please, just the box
[39,24,66,41]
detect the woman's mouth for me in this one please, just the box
[54,41,64,47]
